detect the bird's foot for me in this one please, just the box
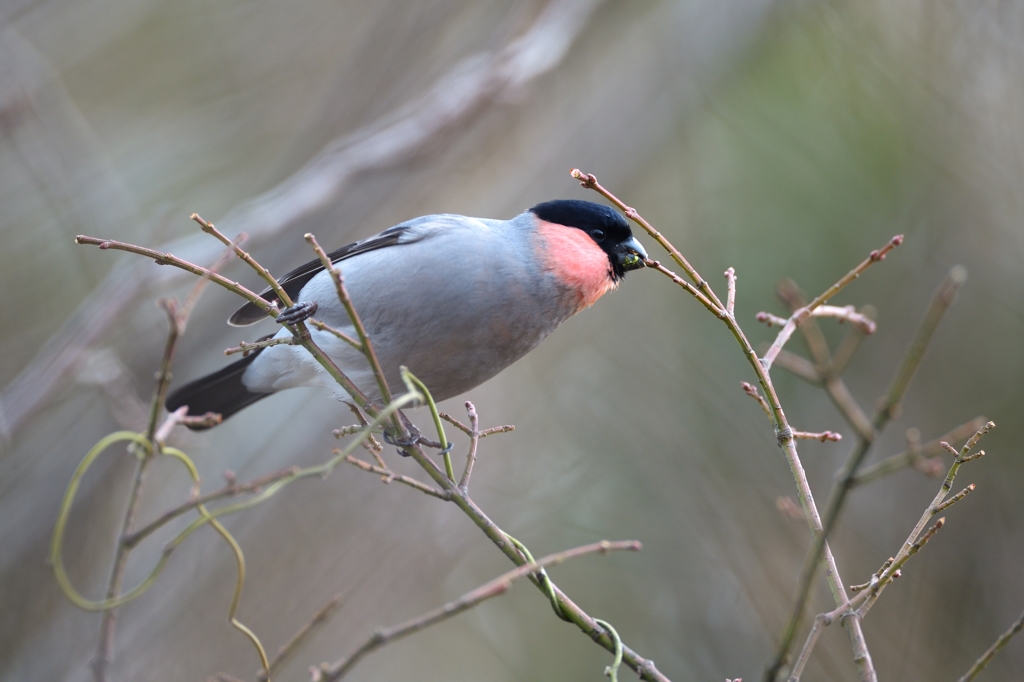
[383,422,421,456]
[276,301,318,325]
[381,424,455,456]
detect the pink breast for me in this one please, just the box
[535,219,617,311]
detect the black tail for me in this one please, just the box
[166,351,270,430]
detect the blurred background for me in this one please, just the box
[2,0,1023,680]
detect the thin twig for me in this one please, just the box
[259,592,346,680]
[828,306,875,376]
[305,233,393,407]
[191,213,294,310]
[810,306,876,334]
[440,412,514,439]
[772,350,823,385]
[224,336,296,357]
[852,423,995,618]
[741,382,772,421]
[75,236,274,316]
[767,267,967,679]
[788,613,829,682]
[774,281,874,438]
[725,267,737,316]
[761,235,903,370]
[317,540,642,681]
[93,297,188,682]
[957,607,1024,682]
[792,431,842,442]
[572,170,874,682]
[77,232,373,412]
[123,466,303,549]
[850,423,991,487]
[340,404,387,469]
[309,319,362,350]
[343,455,450,500]
[758,304,876,334]
[459,402,480,491]
[644,259,722,316]
[573,168,725,311]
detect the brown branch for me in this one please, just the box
[772,350,823,385]
[343,455,450,500]
[644,259,722,316]
[94,297,189,681]
[741,382,773,421]
[725,267,737,316]
[761,235,902,370]
[224,336,295,357]
[829,306,875,376]
[573,169,725,311]
[792,430,842,443]
[810,306,876,334]
[309,319,362,350]
[459,401,481,491]
[305,233,393,407]
[957,608,1024,682]
[768,267,967,679]
[191,213,294,309]
[852,422,995,618]
[258,593,346,680]
[317,540,642,682]
[122,466,303,549]
[571,170,874,682]
[74,236,274,315]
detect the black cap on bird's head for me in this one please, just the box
[529,199,648,279]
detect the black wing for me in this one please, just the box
[228,225,409,326]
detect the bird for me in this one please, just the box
[165,199,647,429]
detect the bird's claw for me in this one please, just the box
[383,423,421,456]
[276,301,318,325]
[381,426,455,457]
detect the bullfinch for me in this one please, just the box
[165,199,647,427]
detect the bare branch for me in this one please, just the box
[343,455,450,500]
[224,336,295,357]
[317,540,642,682]
[725,267,737,316]
[957,608,1024,682]
[850,418,987,487]
[741,382,773,421]
[761,235,902,370]
[258,593,346,680]
[792,430,842,443]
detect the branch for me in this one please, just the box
[92,265,221,680]
[957,607,1024,682]
[343,455,450,500]
[122,466,302,549]
[768,267,967,679]
[571,170,874,682]
[573,168,725,311]
[224,336,295,357]
[852,422,995,617]
[316,540,641,681]
[259,592,346,681]
[760,236,902,370]
[306,233,393,407]
[850,418,987,487]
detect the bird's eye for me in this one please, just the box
[590,229,606,241]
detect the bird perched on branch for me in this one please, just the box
[166,200,647,428]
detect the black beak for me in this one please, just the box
[615,236,648,271]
